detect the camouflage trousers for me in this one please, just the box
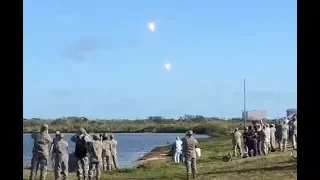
[262,139,269,155]
[29,153,48,180]
[257,141,263,155]
[102,156,112,171]
[279,137,288,151]
[184,156,197,176]
[77,156,89,179]
[270,136,276,151]
[232,141,243,157]
[111,155,119,170]
[89,162,102,180]
[292,134,297,149]
[54,154,69,180]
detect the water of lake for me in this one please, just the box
[23,133,208,169]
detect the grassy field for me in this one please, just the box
[23,136,296,180]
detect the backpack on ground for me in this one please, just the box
[75,136,88,158]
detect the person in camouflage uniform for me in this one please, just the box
[88,134,104,180]
[102,133,111,171]
[29,124,53,180]
[247,125,258,157]
[289,116,297,149]
[280,119,290,152]
[242,127,249,154]
[50,131,61,171]
[269,124,277,152]
[71,128,93,180]
[275,120,282,145]
[52,133,69,180]
[256,124,265,155]
[232,128,243,157]
[109,134,119,170]
[182,130,199,180]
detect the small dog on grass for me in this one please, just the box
[222,153,232,162]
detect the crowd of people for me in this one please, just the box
[28,126,119,180]
[232,114,297,158]
[28,115,296,180]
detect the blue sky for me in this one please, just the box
[23,0,297,119]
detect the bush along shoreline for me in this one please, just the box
[23,116,245,137]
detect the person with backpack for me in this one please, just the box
[71,128,93,180]
[88,134,104,180]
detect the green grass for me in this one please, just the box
[23,136,296,180]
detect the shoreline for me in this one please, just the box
[135,137,210,165]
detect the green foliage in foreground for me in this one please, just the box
[23,136,296,180]
[23,117,245,137]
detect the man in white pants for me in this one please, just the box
[173,137,183,163]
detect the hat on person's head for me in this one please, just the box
[55,131,60,135]
[93,134,100,140]
[187,130,193,135]
[79,127,86,134]
[41,124,49,131]
[59,133,64,138]
[103,133,108,138]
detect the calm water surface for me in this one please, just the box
[23,133,208,169]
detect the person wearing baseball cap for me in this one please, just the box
[29,124,52,180]
[182,130,199,179]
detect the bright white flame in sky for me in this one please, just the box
[148,21,156,32]
[164,62,171,71]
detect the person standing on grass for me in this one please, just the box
[88,134,103,180]
[29,124,53,180]
[50,131,61,171]
[71,128,93,180]
[242,127,249,155]
[275,120,282,146]
[102,133,112,171]
[109,134,119,170]
[247,125,258,157]
[269,124,277,152]
[173,137,183,163]
[182,130,199,180]
[52,133,69,180]
[256,124,264,155]
[279,119,289,152]
[261,125,269,155]
[232,128,243,157]
[289,116,297,150]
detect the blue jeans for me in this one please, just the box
[174,151,182,163]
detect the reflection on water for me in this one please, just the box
[23,133,208,169]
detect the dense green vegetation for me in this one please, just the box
[23,136,296,180]
[23,116,248,137]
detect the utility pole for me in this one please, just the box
[244,79,247,128]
